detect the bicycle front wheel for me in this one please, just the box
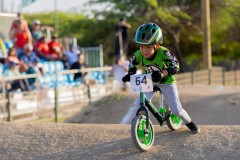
[131,115,154,151]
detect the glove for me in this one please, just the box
[122,73,133,82]
[151,71,163,82]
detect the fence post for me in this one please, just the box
[208,69,211,85]
[54,70,59,123]
[222,68,225,85]
[2,76,6,114]
[87,85,92,103]
[6,91,12,122]
[99,44,104,67]
[191,71,194,85]
[234,70,237,85]
[35,71,41,115]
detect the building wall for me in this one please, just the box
[0,13,16,41]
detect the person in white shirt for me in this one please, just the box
[112,55,129,90]
[65,44,79,68]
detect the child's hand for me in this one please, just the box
[151,71,163,82]
[122,73,133,82]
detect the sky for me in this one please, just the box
[2,0,94,13]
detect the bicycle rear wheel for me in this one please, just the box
[131,115,154,151]
[166,113,182,131]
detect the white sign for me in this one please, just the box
[130,74,153,93]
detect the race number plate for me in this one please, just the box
[130,74,153,93]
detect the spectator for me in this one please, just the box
[0,61,3,92]
[33,58,44,75]
[0,58,4,64]
[112,55,129,90]
[5,46,20,65]
[31,19,43,44]
[65,44,79,68]
[114,18,131,57]
[71,53,93,86]
[48,34,62,59]
[9,12,32,55]
[9,12,29,40]
[3,61,30,92]
[34,36,53,61]
[30,19,54,45]
[19,63,37,89]
[19,43,39,66]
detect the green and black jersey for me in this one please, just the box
[128,46,179,84]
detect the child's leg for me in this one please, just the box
[158,84,192,124]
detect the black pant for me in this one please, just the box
[9,79,30,92]
[115,37,128,56]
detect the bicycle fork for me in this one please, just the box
[135,92,150,134]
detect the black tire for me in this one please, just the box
[131,115,154,151]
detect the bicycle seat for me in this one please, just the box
[153,86,161,93]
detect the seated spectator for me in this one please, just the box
[0,61,3,92]
[0,58,4,64]
[5,46,20,65]
[19,43,39,66]
[48,34,62,59]
[33,58,44,75]
[65,44,79,68]
[19,63,37,89]
[71,53,94,86]
[3,61,30,92]
[34,36,53,61]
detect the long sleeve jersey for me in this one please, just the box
[128,46,179,84]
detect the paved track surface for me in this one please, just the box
[66,85,240,125]
[0,123,240,160]
[1,85,240,159]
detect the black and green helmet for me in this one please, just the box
[134,23,163,45]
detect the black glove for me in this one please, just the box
[122,73,133,82]
[151,71,163,82]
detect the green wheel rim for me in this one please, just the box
[170,114,181,125]
[136,118,153,147]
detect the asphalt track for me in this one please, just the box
[1,85,240,159]
[0,123,240,159]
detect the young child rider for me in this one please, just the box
[122,23,200,134]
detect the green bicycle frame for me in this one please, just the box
[138,91,171,127]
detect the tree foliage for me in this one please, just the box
[25,0,240,70]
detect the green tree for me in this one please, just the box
[24,0,240,69]
[90,0,203,71]
[210,0,240,69]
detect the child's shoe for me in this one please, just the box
[186,121,200,134]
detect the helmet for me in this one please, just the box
[134,23,163,45]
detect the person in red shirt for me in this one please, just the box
[34,36,52,61]
[9,13,29,40]
[9,12,32,55]
[48,34,62,59]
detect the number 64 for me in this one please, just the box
[135,76,147,86]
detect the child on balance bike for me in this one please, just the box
[122,23,200,134]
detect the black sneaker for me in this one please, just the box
[186,121,200,134]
